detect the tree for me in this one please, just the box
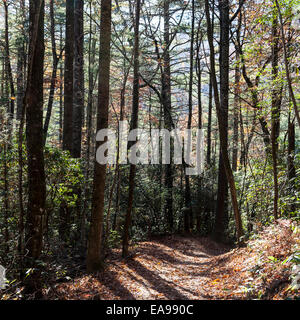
[16,0,27,121]
[87,0,112,272]
[162,0,173,232]
[24,0,46,293]
[63,0,74,153]
[184,0,195,233]
[270,11,282,220]
[274,0,300,128]
[214,0,230,242]
[73,0,84,158]
[122,0,141,257]
[43,0,64,144]
[205,0,244,243]
[2,0,15,121]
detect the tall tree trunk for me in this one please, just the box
[287,113,296,214]
[60,0,75,242]
[214,0,229,242]
[87,0,112,272]
[232,51,240,172]
[3,143,9,254]
[122,0,141,257]
[63,0,74,153]
[16,44,25,121]
[17,0,27,275]
[3,0,15,120]
[113,59,129,231]
[162,0,173,232]
[205,0,243,243]
[274,0,300,128]
[207,75,212,166]
[16,0,27,120]
[271,14,282,220]
[72,0,84,158]
[43,0,61,144]
[24,0,46,293]
[195,21,203,232]
[232,2,242,171]
[59,25,64,145]
[82,7,96,244]
[206,0,214,167]
[184,0,195,233]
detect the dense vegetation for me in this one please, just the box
[0,0,299,299]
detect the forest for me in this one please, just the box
[0,0,299,301]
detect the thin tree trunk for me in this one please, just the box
[3,0,15,120]
[195,21,202,232]
[43,0,61,144]
[184,0,195,233]
[207,75,212,166]
[274,0,300,128]
[270,14,282,220]
[214,0,230,242]
[59,24,63,145]
[63,0,74,153]
[82,7,96,244]
[287,113,296,214]
[206,0,214,167]
[122,0,141,257]
[232,50,240,172]
[60,0,75,242]
[162,0,173,232]
[205,0,243,243]
[3,143,9,254]
[16,45,25,121]
[113,60,129,231]
[72,0,84,158]
[16,0,26,121]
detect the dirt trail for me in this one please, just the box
[51,236,252,300]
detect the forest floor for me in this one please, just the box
[43,219,299,300]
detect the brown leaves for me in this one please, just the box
[45,222,298,300]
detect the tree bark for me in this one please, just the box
[184,0,195,233]
[214,0,230,242]
[162,0,173,232]
[43,0,62,145]
[72,0,84,158]
[63,0,74,153]
[87,0,112,272]
[232,50,240,172]
[205,0,243,243]
[24,0,46,293]
[270,14,282,220]
[287,114,296,214]
[122,0,141,257]
[3,0,15,120]
[274,0,300,128]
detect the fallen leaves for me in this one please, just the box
[43,220,299,300]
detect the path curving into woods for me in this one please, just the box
[42,221,298,300]
[49,236,256,300]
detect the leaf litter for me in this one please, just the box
[45,219,299,300]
